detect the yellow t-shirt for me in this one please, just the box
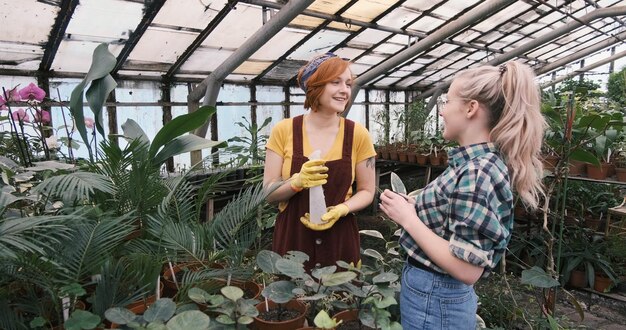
[266,116,376,211]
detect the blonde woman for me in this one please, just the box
[380,61,545,329]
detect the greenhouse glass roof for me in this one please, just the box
[2,0,626,95]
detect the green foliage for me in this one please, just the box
[607,67,626,106]
[105,298,210,329]
[188,285,259,327]
[69,43,117,161]
[223,116,272,167]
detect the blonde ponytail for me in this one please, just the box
[455,62,545,209]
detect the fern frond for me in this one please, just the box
[209,183,268,260]
[57,213,134,282]
[0,215,73,259]
[32,172,115,204]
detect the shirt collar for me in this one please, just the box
[449,142,498,167]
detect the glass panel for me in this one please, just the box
[201,3,263,49]
[181,47,233,72]
[343,0,398,23]
[402,0,439,12]
[129,28,198,64]
[154,0,229,30]
[350,63,371,75]
[354,54,387,66]
[290,15,325,29]
[327,21,362,32]
[0,43,42,71]
[407,16,446,33]
[351,29,393,47]
[251,28,309,61]
[2,1,58,43]
[472,3,531,32]
[432,0,480,18]
[53,41,124,73]
[372,42,405,55]
[334,47,367,61]
[289,30,351,60]
[233,61,273,75]
[308,0,352,14]
[395,75,422,88]
[373,77,400,86]
[377,7,421,29]
[66,0,144,40]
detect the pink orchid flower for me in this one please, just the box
[84,117,95,129]
[12,108,30,123]
[18,83,46,102]
[34,109,51,124]
[0,95,7,110]
[6,87,21,102]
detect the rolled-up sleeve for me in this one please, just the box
[447,172,508,269]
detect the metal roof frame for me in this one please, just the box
[2,0,626,102]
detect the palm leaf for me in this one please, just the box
[32,172,115,204]
[0,215,73,259]
[209,183,268,262]
[56,213,134,282]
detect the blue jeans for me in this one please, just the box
[400,263,478,330]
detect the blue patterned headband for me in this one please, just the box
[299,52,338,92]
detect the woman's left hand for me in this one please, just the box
[379,189,417,227]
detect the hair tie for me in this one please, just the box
[299,52,338,92]
[499,64,507,76]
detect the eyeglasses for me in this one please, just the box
[437,95,472,108]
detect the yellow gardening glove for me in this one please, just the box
[290,159,328,191]
[300,204,349,231]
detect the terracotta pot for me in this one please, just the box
[398,151,408,162]
[593,273,613,293]
[333,310,375,330]
[567,269,588,288]
[162,262,222,291]
[389,151,399,161]
[542,155,559,172]
[333,309,358,323]
[254,299,307,330]
[416,154,429,165]
[615,167,626,182]
[381,150,390,159]
[586,162,612,180]
[568,160,587,176]
[429,154,442,166]
[406,151,417,163]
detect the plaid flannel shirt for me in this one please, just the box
[400,142,513,277]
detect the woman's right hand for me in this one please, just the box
[290,159,328,190]
[379,189,417,228]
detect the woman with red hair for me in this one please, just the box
[263,53,376,270]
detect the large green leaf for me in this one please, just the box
[166,311,210,330]
[148,105,217,160]
[86,74,117,138]
[153,135,226,167]
[143,298,176,322]
[569,148,599,167]
[521,266,560,288]
[321,271,356,286]
[69,43,117,161]
[256,250,282,274]
[121,119,150,145]
[262,280,296,304]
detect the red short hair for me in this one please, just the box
[297,57,353,111]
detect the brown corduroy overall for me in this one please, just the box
[272,115,360,270]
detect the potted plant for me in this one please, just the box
[104,298,210,328]
[188,285,259,327]
[254,250,357,329]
